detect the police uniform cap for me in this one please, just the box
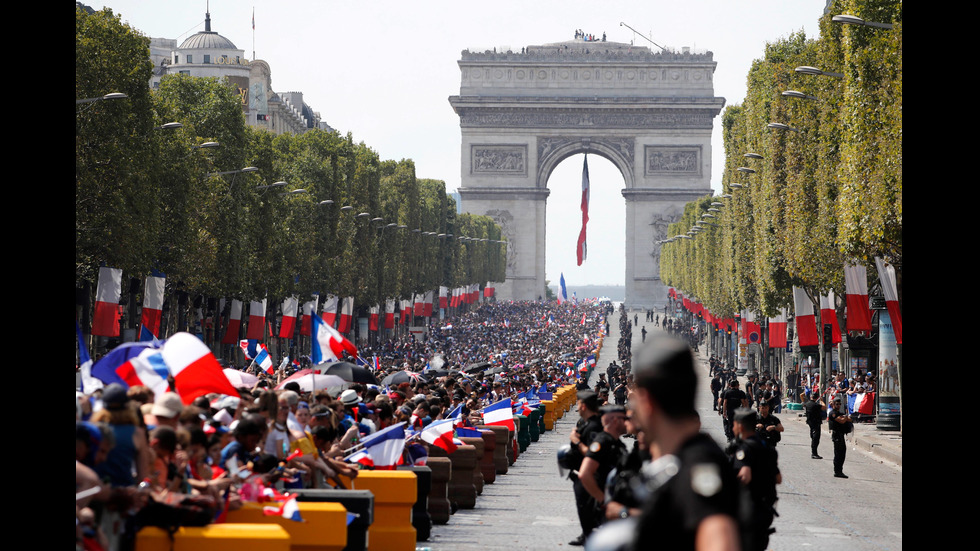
[632,335,697,417]
[577,389,599,411]
[599,404,627,415]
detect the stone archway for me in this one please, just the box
[449,39,725,309]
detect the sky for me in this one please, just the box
[89,0,828,286]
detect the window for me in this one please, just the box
[179,70,190,75]
[204,55,211,64]
[186,55,192,63]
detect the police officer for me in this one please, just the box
[802,391,826,459]
[578,404,629,528]
[730,408,780,551]
[629,335,741,550]
[710,372,722,411]
[604,407,648,522]
[755,395,784,449]
[829,397,852,478]
[721,379,748,441]
[568,389,603,546]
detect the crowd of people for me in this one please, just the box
[76,299,611,550]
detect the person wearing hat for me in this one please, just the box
[828,397,852,478]
[629,335,740,551]
[148,392,184,430]
[567,389,603,546]
[721,379,748,442]
[578,404,629,530]
[730,408,780,551]
[91,383,150,487]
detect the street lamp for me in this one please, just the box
[781,90,819,101]
[743,153,763,160]
[76,92,128,105]
[192,141,220,150]
[795,66,844,79]
[155,122,183,130]
[318,200,334,206]
[767,122,800,132]
[208,166,259,177]
[340,205,354,212]
[255,181,288,190]
[832,14,894,29]
[736,167,756,174]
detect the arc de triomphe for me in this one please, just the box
[449,39,725,309]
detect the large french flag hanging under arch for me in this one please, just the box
[576,154,590,266]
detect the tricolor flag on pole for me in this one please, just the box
[439,286,448,309]
[384,299,396,329]
[246,299,267,340]
[576,154,590,266]
[139,271,165,341]
[92,267,122,337]
[742,310,762,346]
[414,293,425,317]
[368,304,380,332]
[321,295,338,327]
[484,282,495,298]
[768,308,788,349]
[311,311,358,363]
[300,296,318,337]
[558,273,568,304]
[254,344,274,375]
[875,257,902,345]
[345,422,407,470]
[278,297,298,339]
[419,418,458,454]
[221,300,243,344]
[423,291,434,317]
[262,495,303,523]
[820,291,842,345]
[337,297,354,334]
[844,262,872,334]
[240,339,258,360]
[481,398,516,431]
[793,287,819,347]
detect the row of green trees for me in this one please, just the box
[76,7,506,334]
[660,0,901,321]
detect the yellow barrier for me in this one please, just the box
[226,501,347,551]
[350,470,417,551]
[137,524,290,551]
[542,400,555,430]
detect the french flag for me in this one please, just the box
[263,495,303,523]
[820,292,842,345]
[385,299,396,329]
[439,286,448,309]
[163,332,239,404]
[255,344,274,375]
[300,297,318,337]
[503,319,510,328]
[580,312,587,326]
[558,273,568,304]
[139,272,166,342]
[311,312,358,363]
[446,403,462,419]
[742,310,762,346]
[246,300,266,340]
[278,297,298,339]
[768,308,788,349]
[77,321,103,393]
[346,422,407,470]
[419,418,458,453]
[414,293,425,317]
[793,286,819,347]
[240,339,258,360]
[372,356,381,371]
[423,291,434,317]
[482,398,516,432]
[844,263,872,334]
[368,304,379,331]
[221,300,242,344]
[455,426,482,439]
[875,257,902,345]
[337,297,354,334]
[576,155,590,266]
[849,391,875,415]
[92,267,122,337]
[401,299,411,324]
[91,340,166,394]
[321,295,338,327]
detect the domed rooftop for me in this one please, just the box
[178,11,238,50]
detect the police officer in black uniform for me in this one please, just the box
[802,391,826,459]
[721,379,748,441]
[730,408,780,551]
[578,404,629,530]
[568,389,604,546]
[629,335,741,551]
[755,395,784,449]
[829,397,852,478]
